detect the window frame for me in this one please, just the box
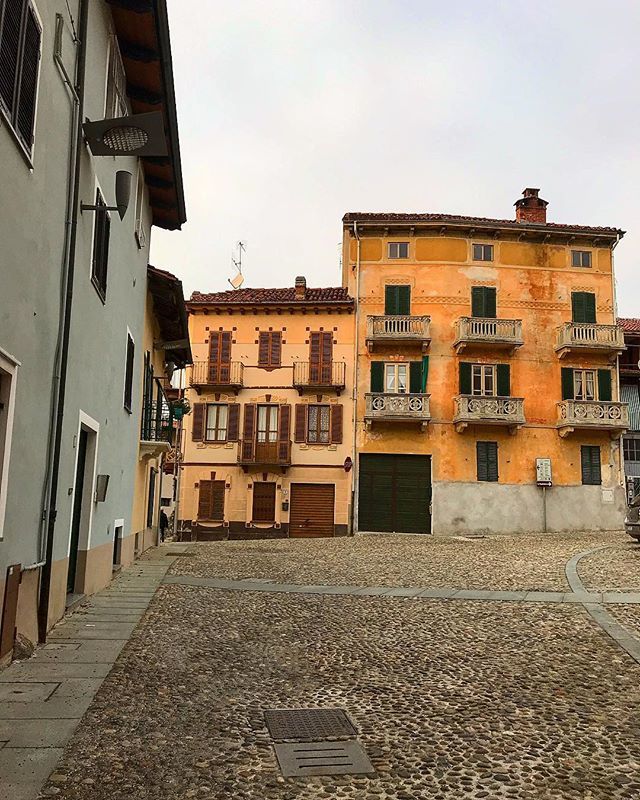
[388,241,409,259]
[472,243,494,262]
[205,403,229,443]
[104,33,129,119]
[476,441,498,482]
[571,250,592,268]
[90,186,111,302]
[624,438,640,463]
[573,369,597,401]
[471,364,495,397]
[307,404,331,444]
[384,362,408,394]
[123,330,135,413]
[0,348,19,541]
[256,404,279,443]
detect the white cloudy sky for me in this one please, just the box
[151,0,639,315]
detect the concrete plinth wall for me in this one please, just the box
[433,482,625,535]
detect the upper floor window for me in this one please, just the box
[571,250,592,268]
[388,242,409,259]
[561,367,611,402]
[472,243,493,262]
[105,36,128,118]
[257,404,279,442]
[91,189,110,302]
[123,333,135,412]
[309,332,332,384]
[307,404,330,443]
[385,363,408,394]
[472,364,494,397]
[191,402,239,443]
[258,331,281,368]
[460,362,510,397]
[0,0,42,156]
[384,285,411,315]
[571,292,596,324]
[206,403,228,442]
[624,439,640,463]
[471,286,496,318]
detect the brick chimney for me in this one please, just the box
[295,276,306,300]
[514,188,548,224]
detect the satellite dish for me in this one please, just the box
[229,272,244,289]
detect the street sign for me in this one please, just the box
[536,458,552,487]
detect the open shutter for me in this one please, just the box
[278,404,291,461]
[0,0,22,115]
[192,403,206,441]
[258,332,270,367]
[321,332,333,383]
[384,285,398,315]
[227,404,240,442]
[572,292,586,323]
[585,293,596,323]
[241,404,256,460]
[459,362,472,395]
[371,361,384,393]
[398,286,411,315]
[270,332,282,367]
[485,288,497,319]
[309,332,321,383]
[219,331,232,382]
[294,404,307,442]
[477,443,488,481]
[597,369,612,402]
[409,361,422,394]
[197,481,213,519]
[330,405,343,444]
[496,364,510,397]
[561,368,574,400]
[471,287,484,317]
[421,356,429,392]
[16,5,40,150]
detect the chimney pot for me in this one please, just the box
[515,187,548,224]
[295,276,306,300]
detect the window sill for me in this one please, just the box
[0,106,34,169]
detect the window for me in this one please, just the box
[624,439,640,462]
[385,363,408,394]
[0,350,18,540]
[197,479,225,521]
[307,404,330,443]
[477,442,498,482]
[309,332,332,384]
[123,333,134,412]
[388,242,409,259]
[146,467,157,527]
[91,189,110,301]
[561,368,611,402]
[252,482,276,522]
[205,404,228,442]
[384,285,411,315]
[571,250,592,268]
[581,446,601,485]
[472,243,493,262]
[460,363,510,397]
[0,0,41,156]
[573,369,596,401]
[208,331,232,383]
[257,404,278,442]
[160,498,171,507]
[571,292,596,324]
[105,36,128,118]
[258,331,281,368]
[472,364,495,397]
[471,286,497,318]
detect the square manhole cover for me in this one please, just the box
[264,708,357,741]
[274,740,375,777]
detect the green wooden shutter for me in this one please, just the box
[477,442,488,481]
[581,445,601,485]
[371,361,384,392]
[477,442,498,482]
[421,356,429,392]
[398,286,411,315]
[409,362,422,394]
[384,286,398,315]
[471,287,484,317]
[459,363,472,394]
[561,368,574,400]
[486,288,497,319]
[572,292,593,323]
[496,364,510,397]
[585,292,596,323]
[597,369,612,401]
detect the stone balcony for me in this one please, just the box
[555,323,625,362]
[364,393,431,430]
[366,315,431,353]
[453,317,524,354]
[453,395,525,434]
[557,400,629,438]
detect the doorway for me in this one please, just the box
[68,430,88,593]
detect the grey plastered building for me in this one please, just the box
[620,319,640,496]
[0,0,185,657]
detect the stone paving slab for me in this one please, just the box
[0,747,64,800]
[0,696,95,720]
[0,663,111,681]
[0,718,78,748]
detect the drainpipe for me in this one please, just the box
[611,233,625,489]
[37,0,89,643]
[351,221,361,534]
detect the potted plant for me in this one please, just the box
[171,397,191,420]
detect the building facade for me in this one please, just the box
[343,189,628,535]
[620,318,640,497]
[178,279,354,539]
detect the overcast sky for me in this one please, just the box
[151,1,639,316]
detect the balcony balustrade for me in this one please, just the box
[364,392,431,430]
[454,317,524,354]
[238,439,292,470]
[555,323,625,361]
[557,400,629,438]
[293,361,346,394]
[189,360,244,393]
[366,315,431,353]
[140,378,173,457]
[453,395,525,434]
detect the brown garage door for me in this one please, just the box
[289,484,335,538]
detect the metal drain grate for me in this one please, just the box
[264,708,357,741]
[274,741,375,777]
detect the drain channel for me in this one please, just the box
[274,741,375,777]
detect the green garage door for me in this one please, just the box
[358,454,432,534]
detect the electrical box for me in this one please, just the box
[536,458,552,487]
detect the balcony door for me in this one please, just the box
[208,331,231,383]
[256,404,279,461]
[309,332,332,384]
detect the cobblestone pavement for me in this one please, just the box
[35,532,640,800]
[577,541,640,592]
[168,531,621,591]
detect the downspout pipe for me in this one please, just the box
[351,221,361,534]
[37,0,89,643]
[611,232,625,490]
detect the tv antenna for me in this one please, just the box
[228,241,246,289]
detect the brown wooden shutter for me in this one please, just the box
[197,480,213,519]
[278,404,291,461]
[252,482,276,522]
[294,404,307,442]
[210,481,225,520]
[208,332,220,381]
[227,404,240,441]
[241,403,256,460]
[219,331,232,382]
[270,332,282,367]
[321,332,333,383]
[192,402,206,441]
[330,405,343,444]
[258,332,270,366]
[309,332,321,383]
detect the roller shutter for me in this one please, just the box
[289,484,335,538]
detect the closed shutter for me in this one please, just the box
[309,332,321,382]
[598,369,612,402]
[197,480,213,519]
[459,362,472,394]
[398,286,411,315]
[471,287,496,318]
[227,404,240,441]
[270,332,282,367]
[209,331,232,382]
[258,331,281,368]
[123,334,135,411]
[585,293,596,323]
[561,368,574,400]
[358,454,431,534]
[294,404,307,442]
[278,404,291,460]
[0,0,22,114]
[330,405,343,443]
[210,481,225,520]
[409,361,422,394]
[258,332,270,366]
[241,403,256,460]
[290,484,335,537]
[309,332,332,383]
[496,364,510,397]
[477,442,498,482]
[192,402,205,441]
[384,285,411,315]
[15,3,39,148]
[252,482,276,522]
[371,361,384,392]
[581,445,601,485]
[572,292,596,324]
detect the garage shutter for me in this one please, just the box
[359,454,431,534]
[289,484,335,538]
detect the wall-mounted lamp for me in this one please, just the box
[81,171,132,221]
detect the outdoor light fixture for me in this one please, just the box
[82,111,168,157]
[81,171,132,221]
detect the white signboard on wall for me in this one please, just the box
[536,458,552,487]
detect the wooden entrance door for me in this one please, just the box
[252,482,276,522]
[289,484,335,537]
[358,454,431,534]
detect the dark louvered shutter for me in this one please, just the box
[309,332,321,382]
[585,293,596,323]
[270,332,282,367]
[571,292,595,323]
[210,481,225,520]
[294,404,307,442]
[370,361,384,392]
[581,445,601,485]
[384,285,397,315]
[421,356,429,392]
[477,442,498,482]
[597,369,612,402]
[398,286,411,315]
[208,332,220,382]
[0,0,22,115]
[330,405,343,444]
[409,361,422,394]
[459,363,472,395]
[123,334,134,411]
[472,287,496,318]
[278,404,291,461]
[496,364,510,397]
[191,402,205,441]
[219,332,231,382]
[258,332,270,367]
[321,332,332,383]
[241,404,256,460]
[197,480,213,519]
[15,4,40,149]
[227,404,240,441]
[561,368,574,400]
[485,288,497,318]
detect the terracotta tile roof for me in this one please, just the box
[342,212,623,236]
[620,318,640,333]
[189,286,354,306]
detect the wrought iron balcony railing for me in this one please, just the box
[366,315,431,352]
[453,395,525,433]
[364,392,431,429]
[238,439,292,467]
[557,400,629,437]
[141,378,174,446]
[555,323,625,360]
[454,317,524,354]
[293,361,346,393]
[189,361,244,391]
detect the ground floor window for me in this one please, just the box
[581,445,601,485]
[252,481,276,522]
[476,441,498,482]
[624,438,640,462]
[198,480,225,520]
